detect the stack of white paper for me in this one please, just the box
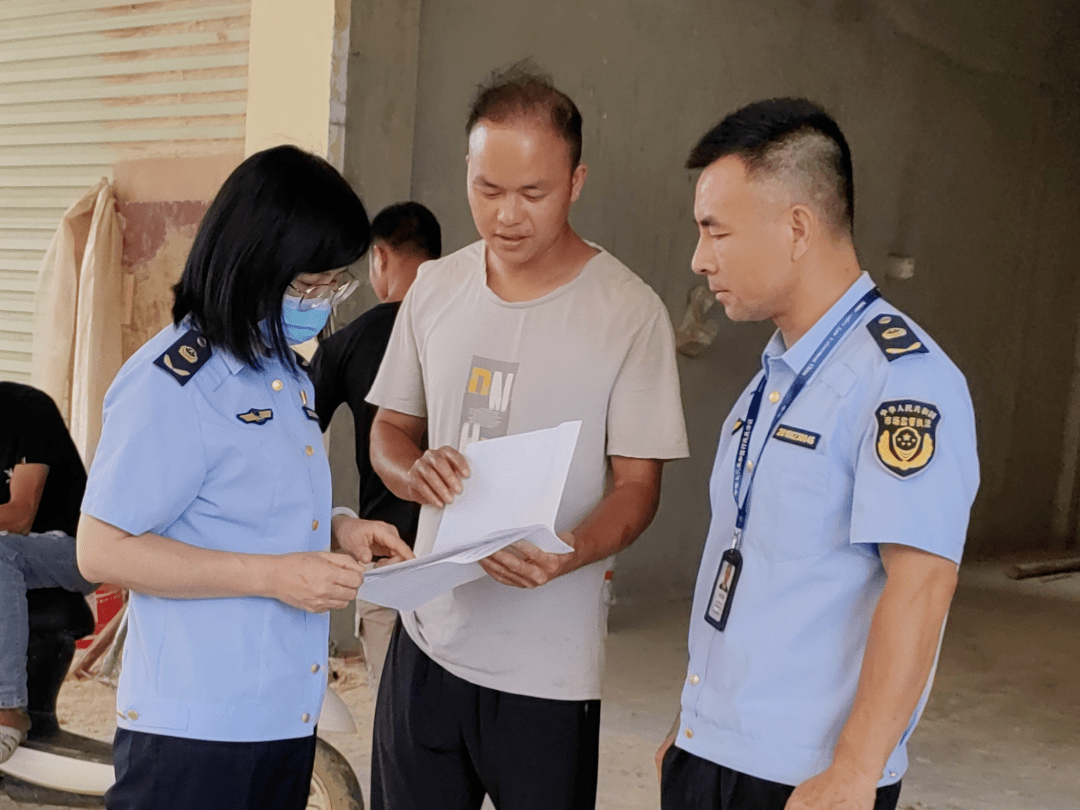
[356,421,581,611]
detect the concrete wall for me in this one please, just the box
[327,0,424,519]
[343,0,1080,600]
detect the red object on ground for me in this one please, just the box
[76,584,124,649]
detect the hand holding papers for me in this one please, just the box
[357,525,572,611]
[357,421,581,611]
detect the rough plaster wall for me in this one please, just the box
[398,0,1080,599]
[113,154,242,363]
[118,201,207,360]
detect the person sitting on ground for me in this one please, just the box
[0,381,96,764]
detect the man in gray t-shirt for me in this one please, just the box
[367,65,688,810]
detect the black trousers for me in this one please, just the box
[105,727,317,810]
[662,746,902,810]
[371,622,601,810]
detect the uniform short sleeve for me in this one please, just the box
[606,306,689,460]
[850,358,979,564]
[81,363,208,537]
[366,283,427,418]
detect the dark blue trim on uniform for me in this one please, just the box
[865,315,929,362]
[154,328,212,386]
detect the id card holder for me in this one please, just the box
[704,547,743,632]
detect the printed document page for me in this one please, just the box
[356,421,581,611]
[357,525,572,612]
[432,420,581,553]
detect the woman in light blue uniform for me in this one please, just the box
[77,145,412,810]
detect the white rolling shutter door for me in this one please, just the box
[0,0,250,382]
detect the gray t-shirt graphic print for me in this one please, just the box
[459,355,519,449]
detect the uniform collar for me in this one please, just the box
[221,351,246,377]
[176,315,247,378]
[763,271,876,372]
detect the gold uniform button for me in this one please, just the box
[768,390,780,404]
[311,664,321,674]
[305,445,314,457]
[312,519,320,531]
[127,710,139,721]
[302,713,311,723]
[272,379,283,391]
[689,675,700,686]
[684,728,694,739]
[746,460,754,471]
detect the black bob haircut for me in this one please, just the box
[687,98,855,235]
[172,144,370,369]
[466,60,583,168]
[372,201,442,261]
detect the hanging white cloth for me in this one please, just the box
[31,179,125,467]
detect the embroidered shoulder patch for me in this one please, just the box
[731,418,744,435]
[773,424,820,450]
[153,329,212,385]
[237,408,273,425]
[866,315,929,361]
[875,399,939,478]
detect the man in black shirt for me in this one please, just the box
[1,382,96,762]
[309,201,441,696]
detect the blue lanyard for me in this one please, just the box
[730,287,881,548]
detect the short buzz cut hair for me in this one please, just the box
[372,201,442,261]
[686,98,855,236]
[466,60,583,167]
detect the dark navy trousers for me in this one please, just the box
[661,745,903,810]
[106,727,317,810]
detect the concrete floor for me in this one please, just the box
[4,560,1078,809]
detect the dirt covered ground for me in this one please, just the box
[4,560,1078,809]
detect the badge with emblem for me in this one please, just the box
[866,315,929,361]
[237,409,273,425]
[154,329,211,385]
[875,399,939,477]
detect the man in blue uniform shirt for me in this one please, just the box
[656,99,979,810]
